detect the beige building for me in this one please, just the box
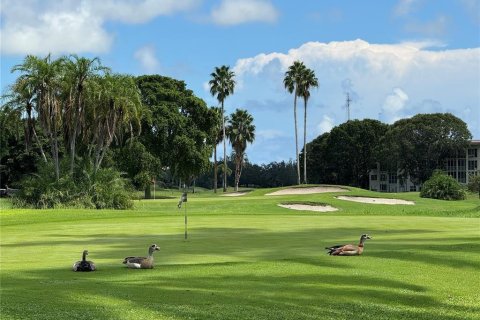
[369,140,480,192]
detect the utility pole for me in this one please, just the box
[345,92,352,121]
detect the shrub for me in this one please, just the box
[13,161,133,209]
[467,173,480,198]
[420,170,466,200]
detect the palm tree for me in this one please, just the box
[12,54,63,180]
[85,73,142,173]
[209,65,235,192]
[227,109,255,191]
[283,61,306,185]
[299,67,319,184]
[63,55,107,174]
[210,107,224,193]
[3,77,47,162]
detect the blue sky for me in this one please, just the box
[1,0,479,164]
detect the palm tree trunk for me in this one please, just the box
[32,127,47,163]
[222,100,227,192]
[303,97,307,184]
[293,91,300,185]
[213,145,217,193]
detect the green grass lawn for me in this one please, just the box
[1,186,479,320]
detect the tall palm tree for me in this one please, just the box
[299,67,319,184]
[210,106,224,193]
[12,54,63,180]
[85,73,142,173]
[227,109,255,191]
[283,61,306,185]
[209,65,235,192]
[63,55,107,174]
[3,77,47,162]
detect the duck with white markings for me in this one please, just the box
[123,244,160,269]
[72,250,96,271]
[325,234,372,256]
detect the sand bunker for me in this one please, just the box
[278,204,338,212]
[336,196,414,205]
[266,186,348,196]
[222,192,249,197]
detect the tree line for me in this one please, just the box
[0,55,256,207]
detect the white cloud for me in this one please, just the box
[0,0,198,55]
[256,129,285,140]
[211,0,279,26]
[134,45,160,73]
[317,115,335,134]
[231,39,480,160]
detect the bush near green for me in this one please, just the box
[420,170,466,200]
[467,173,480,198]
[13,161,133,209]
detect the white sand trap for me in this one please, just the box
[222,192,249,197]
[278,204,338,212]
[336,196,414,205]
[266,186,348,196]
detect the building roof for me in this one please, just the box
[470,140,480,146]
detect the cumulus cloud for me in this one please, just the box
[230,39,480,162]
[134,45,160,73]
[211,0,279,26]
[0,0,198,55]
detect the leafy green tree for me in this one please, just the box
[284,60,307,185]
[135,75,219,187]
[383,113,471,184]
[114,139,161,199]
[298,67,319,184]
[209,65,235,192]
[304,119,388,188]
[227,109,255,191]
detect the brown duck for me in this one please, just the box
[123,244,160,269]
[326,234,372,256]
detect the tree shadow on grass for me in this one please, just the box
[1,263,478,320]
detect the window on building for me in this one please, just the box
[380,184,387,191]
[468,148,478,158]
[458,159,466,170]
[371,175,377,181]
[468,160,478,171]
[389,173,397,184]
[380,174,386,181]
[458,171,466,183]
[410,185,417,192]
[447,159,456,171]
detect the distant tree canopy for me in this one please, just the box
[303,119,388,189]
[304,114,472,188]
[382,113,471,184]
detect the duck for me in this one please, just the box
[123,244,160,269]
[325,234,372,256]
[72,250,96,271]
